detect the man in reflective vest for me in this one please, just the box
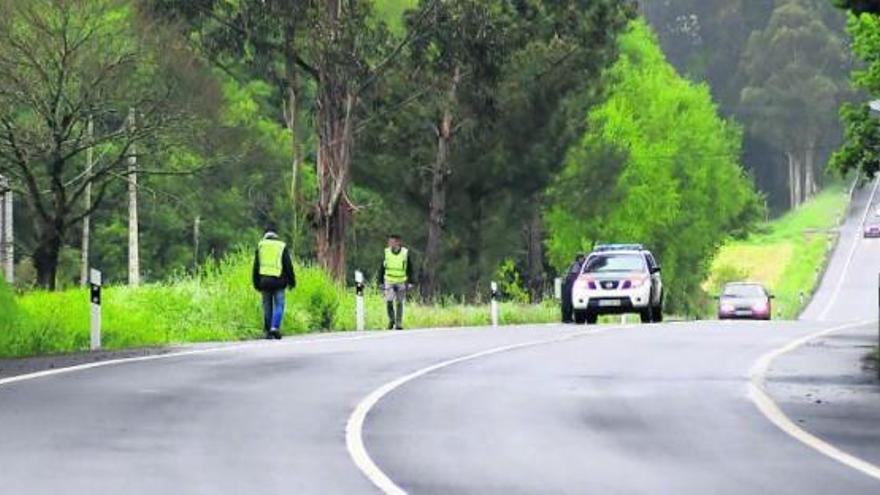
[378,234,414,330]
[252,225,296,339]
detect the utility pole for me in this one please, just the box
[128,108,140,286]
[0,174,12,284]
[193,215,201,272]
[80,116,94,287]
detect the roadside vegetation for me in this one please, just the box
[705,184,850,319]
[0,252,556,358]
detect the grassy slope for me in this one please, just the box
[706,184,850,319]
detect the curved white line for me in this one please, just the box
[818,178,880,321]
[0,329,445,388]
[749,320,880,481]
[345,326,617,494]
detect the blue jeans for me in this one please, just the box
[261,289,286,332]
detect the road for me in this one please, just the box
[1,186,879,494]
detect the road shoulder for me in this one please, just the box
[766,324,880,467]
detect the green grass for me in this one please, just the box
[0,251,557,358]
[706,184,850,319]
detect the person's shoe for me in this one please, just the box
[387,321,395,330]
[270,329,282,340]
[264,332,274,340]
[394,325,403,330]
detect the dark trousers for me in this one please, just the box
[561,281,574,323]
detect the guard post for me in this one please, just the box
[554,277,562,300]
[90,268,102,351]
[355,270,365,331]
[490,281,499,328]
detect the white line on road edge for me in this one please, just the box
[345,325,622,495]
[749,320,880,481]
[818,177,880,321]
[0,328,451,388]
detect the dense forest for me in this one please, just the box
[0,0,877,314]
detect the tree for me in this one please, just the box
[739,0,848,207]
[830,5,880,177]
[832,0,880,13]
[546,20,762,313]
[0,0,202,288]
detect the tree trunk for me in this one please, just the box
[314,83,354,282]
[34,220,63,290]
[421,66,461,301]
[787,152,795,209]
[804,140,817,199]
[525,198,545,303]
[128,108,140,286]
[283,30,303,250]
[80,117,93,287]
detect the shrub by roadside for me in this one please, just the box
[0,251,557,358]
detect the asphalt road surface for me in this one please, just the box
[1,186,879,494]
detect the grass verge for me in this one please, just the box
[0,251,557,358]
[705,184,850,319]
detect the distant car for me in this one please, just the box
[571,244,663,325]
[865,223,880,238]
[717,282,773,320]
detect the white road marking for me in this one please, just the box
[0,327,468,388]
[345,325,621,495]
[749,320,880,481]
[818,178,880,321]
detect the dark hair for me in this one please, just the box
[388,233,401,240]
[265,223,278,233]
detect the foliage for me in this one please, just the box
[830,10,880,178]
[546,20,762,315]
[641,0,847,213]
[494,259,530,304]
[0,250,557,358]
[739,0,849,207]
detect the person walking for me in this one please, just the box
[252,225,296,339]
[561,253,585,323]
[378,234,414,330]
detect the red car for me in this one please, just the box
[717,282,773,320]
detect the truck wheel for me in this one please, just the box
[640,308,652,324]
[574,310,587,324]
[653,295,664,323]
[586,312,598,325]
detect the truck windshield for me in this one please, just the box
[583,254,646,273]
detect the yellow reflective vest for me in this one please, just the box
[258,238,287,277]
[384,247,409,284]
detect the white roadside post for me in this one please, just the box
[89,268,102,351]
[490,281,499,328]
[355,270,365,332]
[554,277,562,300]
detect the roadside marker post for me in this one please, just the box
[490,281,499,328]
[554,277,562,300]
[89,268,102,351]
[355,270,365,332]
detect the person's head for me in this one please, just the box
[576,253,586,263]
[387,234,402,252]
[264,223,278,237]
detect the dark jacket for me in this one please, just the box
[378,247,414,285]
[252,237,296,292]
[564,260,583,285]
